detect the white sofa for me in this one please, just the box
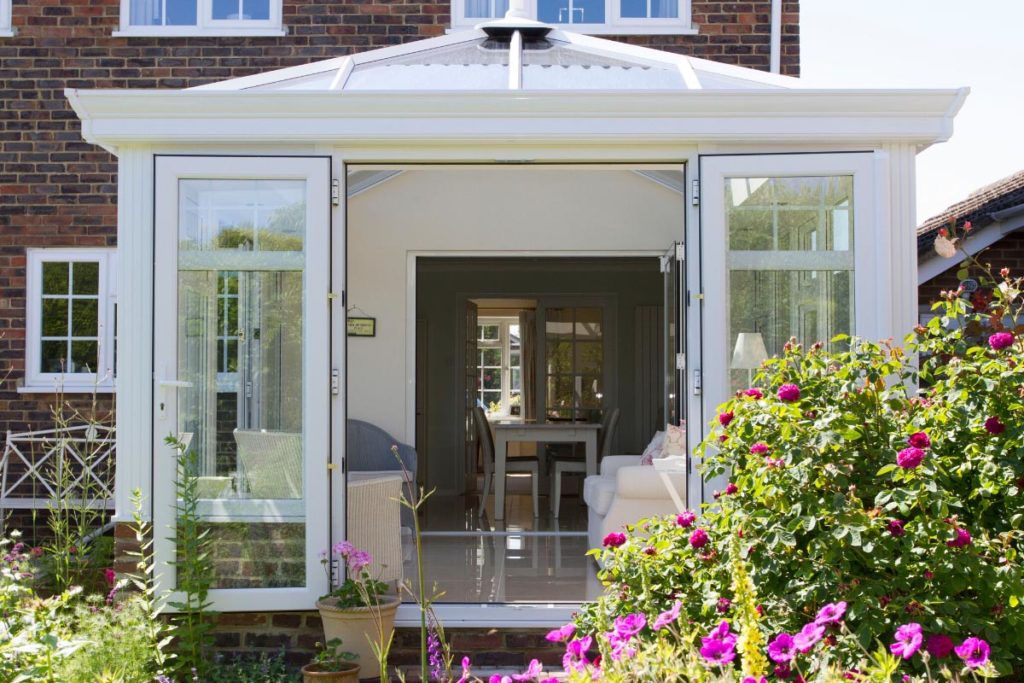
[582,455,688,551]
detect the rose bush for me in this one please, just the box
[576,253,1024,675]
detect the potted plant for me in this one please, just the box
[301,638,360,682]
[317,542,401,671]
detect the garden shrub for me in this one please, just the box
[577,253,1023,674]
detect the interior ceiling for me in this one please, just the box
[346,169,686,198]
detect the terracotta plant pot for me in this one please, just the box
[316,595,401,670]
[301,662,361,683]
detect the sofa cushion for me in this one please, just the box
[639,431,665,466]
[583,474,617,516]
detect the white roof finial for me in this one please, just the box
[505,0,528,19]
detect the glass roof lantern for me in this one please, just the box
[193,1,802,93]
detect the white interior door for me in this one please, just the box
[152,156,331,611]
[661,241,684,430]
[700,153,877,498]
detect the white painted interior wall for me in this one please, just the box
[346,167,685,444]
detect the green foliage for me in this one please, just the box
[577,249,1023,674]
[309,638,358,672]
[206,650,297,682]
[166,434,217,678]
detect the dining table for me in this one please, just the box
[491,421,601,520]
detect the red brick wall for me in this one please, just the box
[919,232,1024,308]
[0,1,800,433]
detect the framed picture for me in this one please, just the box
[347,317,376,337]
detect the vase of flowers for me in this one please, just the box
[301,638,361,682]
[316,541,401,671]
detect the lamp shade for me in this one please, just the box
[731,332,768,370]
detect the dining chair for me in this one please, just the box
[474,406,540,519]
[550,407,619,518]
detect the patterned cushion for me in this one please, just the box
[661,423,687,457]
[639,431,666,466]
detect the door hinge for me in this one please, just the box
[690,179,700,206]
[675,242,685,261]
[331,178,341,206]
[331,368,340,396]
[676,353,686,370]
[693,368,702,395]
[327,462,339,471]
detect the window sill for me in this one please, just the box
[17,383,116,395]
[113,26,287,38]
[0,28,15,38]
[451,23,697,35]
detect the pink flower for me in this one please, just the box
[512,659,543,681]
[988,331,1014,350]
[562,636,592,673]
[689,528,709,549]
[743,679,768,683]
[545,623,576,643]
[955,637,990,668]
[814,601,847,626]
[603,532,626,548]
[887,519,905,537]
[947,527,972,548]
[717,597,732,613]
[676,510,696,528]
[700,621,736,664]
[767,633,796,662]
[926,634,954,659]
[719,411,734,427]
[984,416,1005,435]
[896,447,925,469]
[104,568,116,586]
[793,622,824,652]
[743,388,764,399]
[724,482,738,495]
[766,457,785,468]
[890,623,923,660]
[457,656,472,683]
[612,614,646,638]
[777,384,801,402]
[652,600,681,630]
[907,432,931,449]
[750,442,769,455]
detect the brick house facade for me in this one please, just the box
[0,0,798,436]
[2,0,800,670]
[918,170,1024,312]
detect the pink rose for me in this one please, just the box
[719,411,734,427]
[777,384,801,402]
[603,532,626,548]
[896,447,925,469]
[689,528,709,549]
[907,432,931,449]
[984,416,1005,435]
[988,332,1014,350]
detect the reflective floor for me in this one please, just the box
[402,485,601,603]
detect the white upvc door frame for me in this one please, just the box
[152,155,332,612]
[698,152,879,503]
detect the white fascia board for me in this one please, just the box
[918,215,1024,285]
[66,87,968,151]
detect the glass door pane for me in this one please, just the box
[153,157,330,611]
[543,305,604,422]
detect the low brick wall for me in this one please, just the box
[209,613,565,680]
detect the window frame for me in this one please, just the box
[23,248,118,394]
[450,0,695,35]
[116,0,286,38]
[477,317,521,418]
[0,0,13,37]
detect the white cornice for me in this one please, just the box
[66,87,969,154]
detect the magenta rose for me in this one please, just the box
[719,411,734,427]
[887,519,905,537]
[926,634,954,659]
[724,482,738,495]
[743,388,764,399]
[947,527,972,548]
[896,447,925,469]
[907,432,931,449]
[988,331,1014,350]
[689,528,709,549]
[750,442,769,455]
[777,383,801,402]
[603,532,626,548]
[984,416,1005,435]
[676,510,696,528]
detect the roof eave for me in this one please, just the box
[66,87,969,154]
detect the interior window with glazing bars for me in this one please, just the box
[477,319,521,416]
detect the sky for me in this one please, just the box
[800,0,1023,224]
